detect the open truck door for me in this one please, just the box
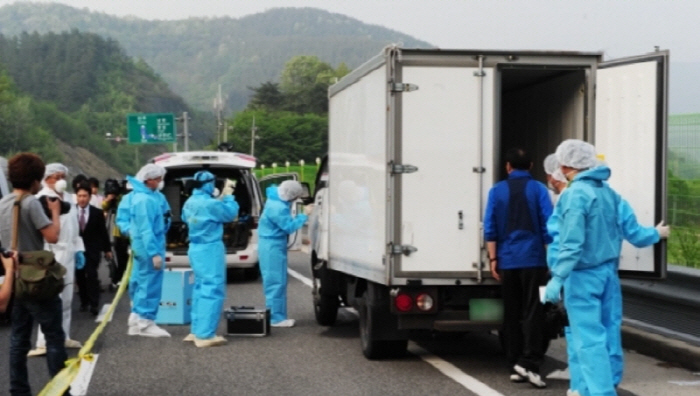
[594,51,669,279]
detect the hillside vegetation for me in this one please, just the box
[0,3,432,112]
[0,29,214,177]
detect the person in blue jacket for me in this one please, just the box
[124,164,171,338]
[545,154,670,396]
[542,139,669,396]
[258,180,307,328]
[181,171,239,347]
[484,147,553,388]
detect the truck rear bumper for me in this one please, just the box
[397,310,502,332]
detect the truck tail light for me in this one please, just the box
[394,294,413,312]
[416,293,434,311]
[250,217,259,229]
[239,255,249,260]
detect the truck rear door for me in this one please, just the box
[394,62,494,280]
[594,51,669,279]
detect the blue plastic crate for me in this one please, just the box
[156,268,194,325]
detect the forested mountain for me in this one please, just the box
[0,2,432,112]
[0,30,214,178]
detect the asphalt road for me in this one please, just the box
[1,251,698,395]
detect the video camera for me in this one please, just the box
[104,178,123,196]
[38,195,72,220]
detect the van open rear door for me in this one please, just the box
[594,50,669,279]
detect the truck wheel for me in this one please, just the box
[358,291,407,359]
[311,256,339,326]
[314,291,339,326]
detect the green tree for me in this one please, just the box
[247,81,284,111]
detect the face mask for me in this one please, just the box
[157,180,165,191]
[212,188,220,198]
[54,179,67,194]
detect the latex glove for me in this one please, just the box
[222,179,236,196]
[655,221,670,239]
[152,255,163,270]
[75,251,86,270]
[303,204,314,216]
[542,276,564,304]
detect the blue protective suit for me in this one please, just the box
[258,186,307,323]
[182,171,239,339]
[547,167,659,395]
[127,176,170,320]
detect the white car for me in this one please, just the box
[151,151,266,279]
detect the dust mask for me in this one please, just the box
[213,188,220,198]
[157,180,165,191]
[54,179,67,194]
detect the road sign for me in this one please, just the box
[127,113,176,144]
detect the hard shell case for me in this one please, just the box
[225,306,270,337]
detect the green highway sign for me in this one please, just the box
[127,113,176,144]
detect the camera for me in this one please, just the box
[104,178,122,196]
[38,195,72,219]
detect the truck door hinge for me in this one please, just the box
[391,83,419,92]
[472,166,486,173]
[391,244,418,256]
[391,163,419,174]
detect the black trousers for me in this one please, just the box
[112,237,130,284]
[500,266,549,373]
[76,257,100,310]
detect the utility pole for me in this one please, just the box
[251,116,257,157]
[214,84,224,146]
[183,111,190,152]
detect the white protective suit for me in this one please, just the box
[35,187,85,346]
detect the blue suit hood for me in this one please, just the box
[127,175,152,194]
[573,166,611,183]
[266,185,287,205]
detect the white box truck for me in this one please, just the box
[307,46,668,359]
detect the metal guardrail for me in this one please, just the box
[621,264,700,347]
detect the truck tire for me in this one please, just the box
[358,290,407,359]
[314,293,339,326]
[311,258,339,326]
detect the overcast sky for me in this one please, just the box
[2,0,700,62]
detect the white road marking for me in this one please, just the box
[410,343,505,396]
[668,380,700,386]
[287,267,313,288]
[70,354,100,395]
[288,268,506,396]
[95,304,113,323]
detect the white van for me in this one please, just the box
[151,151,265,279]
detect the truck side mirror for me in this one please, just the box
[299,182,314,205]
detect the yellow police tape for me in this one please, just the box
[38,254,133,396]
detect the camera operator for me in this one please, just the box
[0,153,71,396]
[29,163,85,357]
[103,178,130,290]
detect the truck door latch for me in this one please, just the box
[391,83,419,92]
[391,163,419,174]
[391,244,418,256]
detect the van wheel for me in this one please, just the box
[358,290,407,359]
[244,263,260,281]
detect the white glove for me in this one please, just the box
[153,255,163,270]
[222,179,236,196]
[304,204,314,216]
[655,221,670,239]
